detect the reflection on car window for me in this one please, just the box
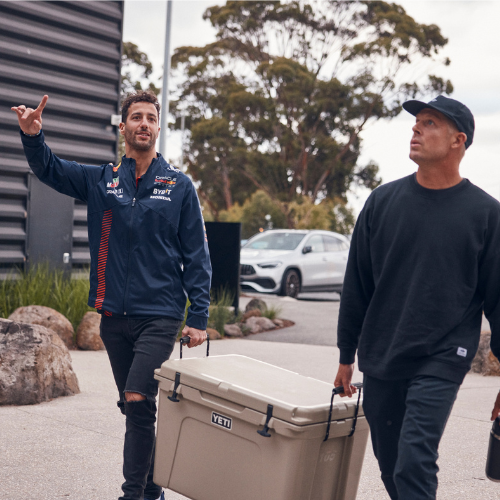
[324,236,349,252]
[306,235,325,253]
[245,232,306,250]
[324,236,341,252]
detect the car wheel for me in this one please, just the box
[281,269,301,298]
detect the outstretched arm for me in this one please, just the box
[11,94,103,202]
[11,95,48,135]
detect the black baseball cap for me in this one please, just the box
[403,95,475,149]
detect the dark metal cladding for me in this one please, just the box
[0,0,123,275]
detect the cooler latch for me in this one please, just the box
[324,383,363,441]
[168,372,182,402]
[257,404,274,437]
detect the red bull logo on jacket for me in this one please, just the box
[155,176,176,187]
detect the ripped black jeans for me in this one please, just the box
[100,315,181,500]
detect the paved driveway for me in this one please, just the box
[240,292,340,346]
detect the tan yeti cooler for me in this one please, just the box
[154,354,368,500]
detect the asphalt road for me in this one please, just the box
[240,291,340,346]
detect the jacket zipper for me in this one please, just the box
[123,171,142,314]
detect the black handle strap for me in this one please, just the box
[257,404,274,437]
[179,333,210,359]
[348,385,363,437]
[168,372,181,403]
[324,382,363,442]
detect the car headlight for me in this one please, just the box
[257,261,282,269]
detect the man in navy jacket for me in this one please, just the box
[12,92,212,500]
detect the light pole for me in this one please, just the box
[159,0,172,158]
[179,114,185,171]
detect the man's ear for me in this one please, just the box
[452,132,467,149]
[119,122,125,136]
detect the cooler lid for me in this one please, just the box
[155,355,363,426]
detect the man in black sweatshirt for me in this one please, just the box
[335,95,500,500]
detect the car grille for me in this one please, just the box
[253,278,276,289]
[240,278,276,290]
[240,264,256,276]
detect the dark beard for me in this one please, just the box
[124,129,156,152]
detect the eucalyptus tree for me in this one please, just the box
[171,1,452,224]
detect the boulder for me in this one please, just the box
[0,318,80,405]
[272,318,284,328]
[245,316,276,334]
[224,324,243,338]
[245,298,267,313]
[242,309,262,322]
[9,305,75,349]
[76,312,104,351]
[206,327,221,340]
[471,331,500,376]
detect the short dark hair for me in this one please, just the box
[121,91,160,123]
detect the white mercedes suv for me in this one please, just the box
[240,229,350,298]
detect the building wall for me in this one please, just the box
[0,0,123,275]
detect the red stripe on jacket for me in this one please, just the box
[94,210,113,309]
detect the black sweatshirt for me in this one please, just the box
[338,174,500,384]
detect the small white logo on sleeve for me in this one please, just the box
[457,347,467,357]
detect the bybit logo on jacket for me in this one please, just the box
[151,176,176,201]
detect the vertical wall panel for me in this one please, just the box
[0,0,123,273]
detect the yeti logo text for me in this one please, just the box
[211,412,232,430]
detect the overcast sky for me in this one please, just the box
[123,0,500,215]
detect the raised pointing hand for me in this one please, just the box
[11,95,48,136]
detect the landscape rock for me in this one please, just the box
[471,331,500,376]
[224,324,243,338]
[242,309,262,322]
[245,298,267,314]
[272,318,284,327]
[245,316,276,334]
[9,305,75,349]
[0,318,80,405]
[76,312,104,351]
[206,327,221,340]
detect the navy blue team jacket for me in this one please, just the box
[21,130,212,330]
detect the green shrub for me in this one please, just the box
[261,304,282,321]
[0,264,93,333]
[208,287,235,337]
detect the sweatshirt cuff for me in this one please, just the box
[20,128,45,145]
[339,348,357,365]
[186,313,208,331]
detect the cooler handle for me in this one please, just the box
[257,404,274,438]
[168,372,181,403]
[179,333,210,359]
[324,382,363,441]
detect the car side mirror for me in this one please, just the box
[302,246,312,254]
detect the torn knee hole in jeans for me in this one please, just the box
[124,390,147,402]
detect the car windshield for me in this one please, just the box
[244,232,306,250]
